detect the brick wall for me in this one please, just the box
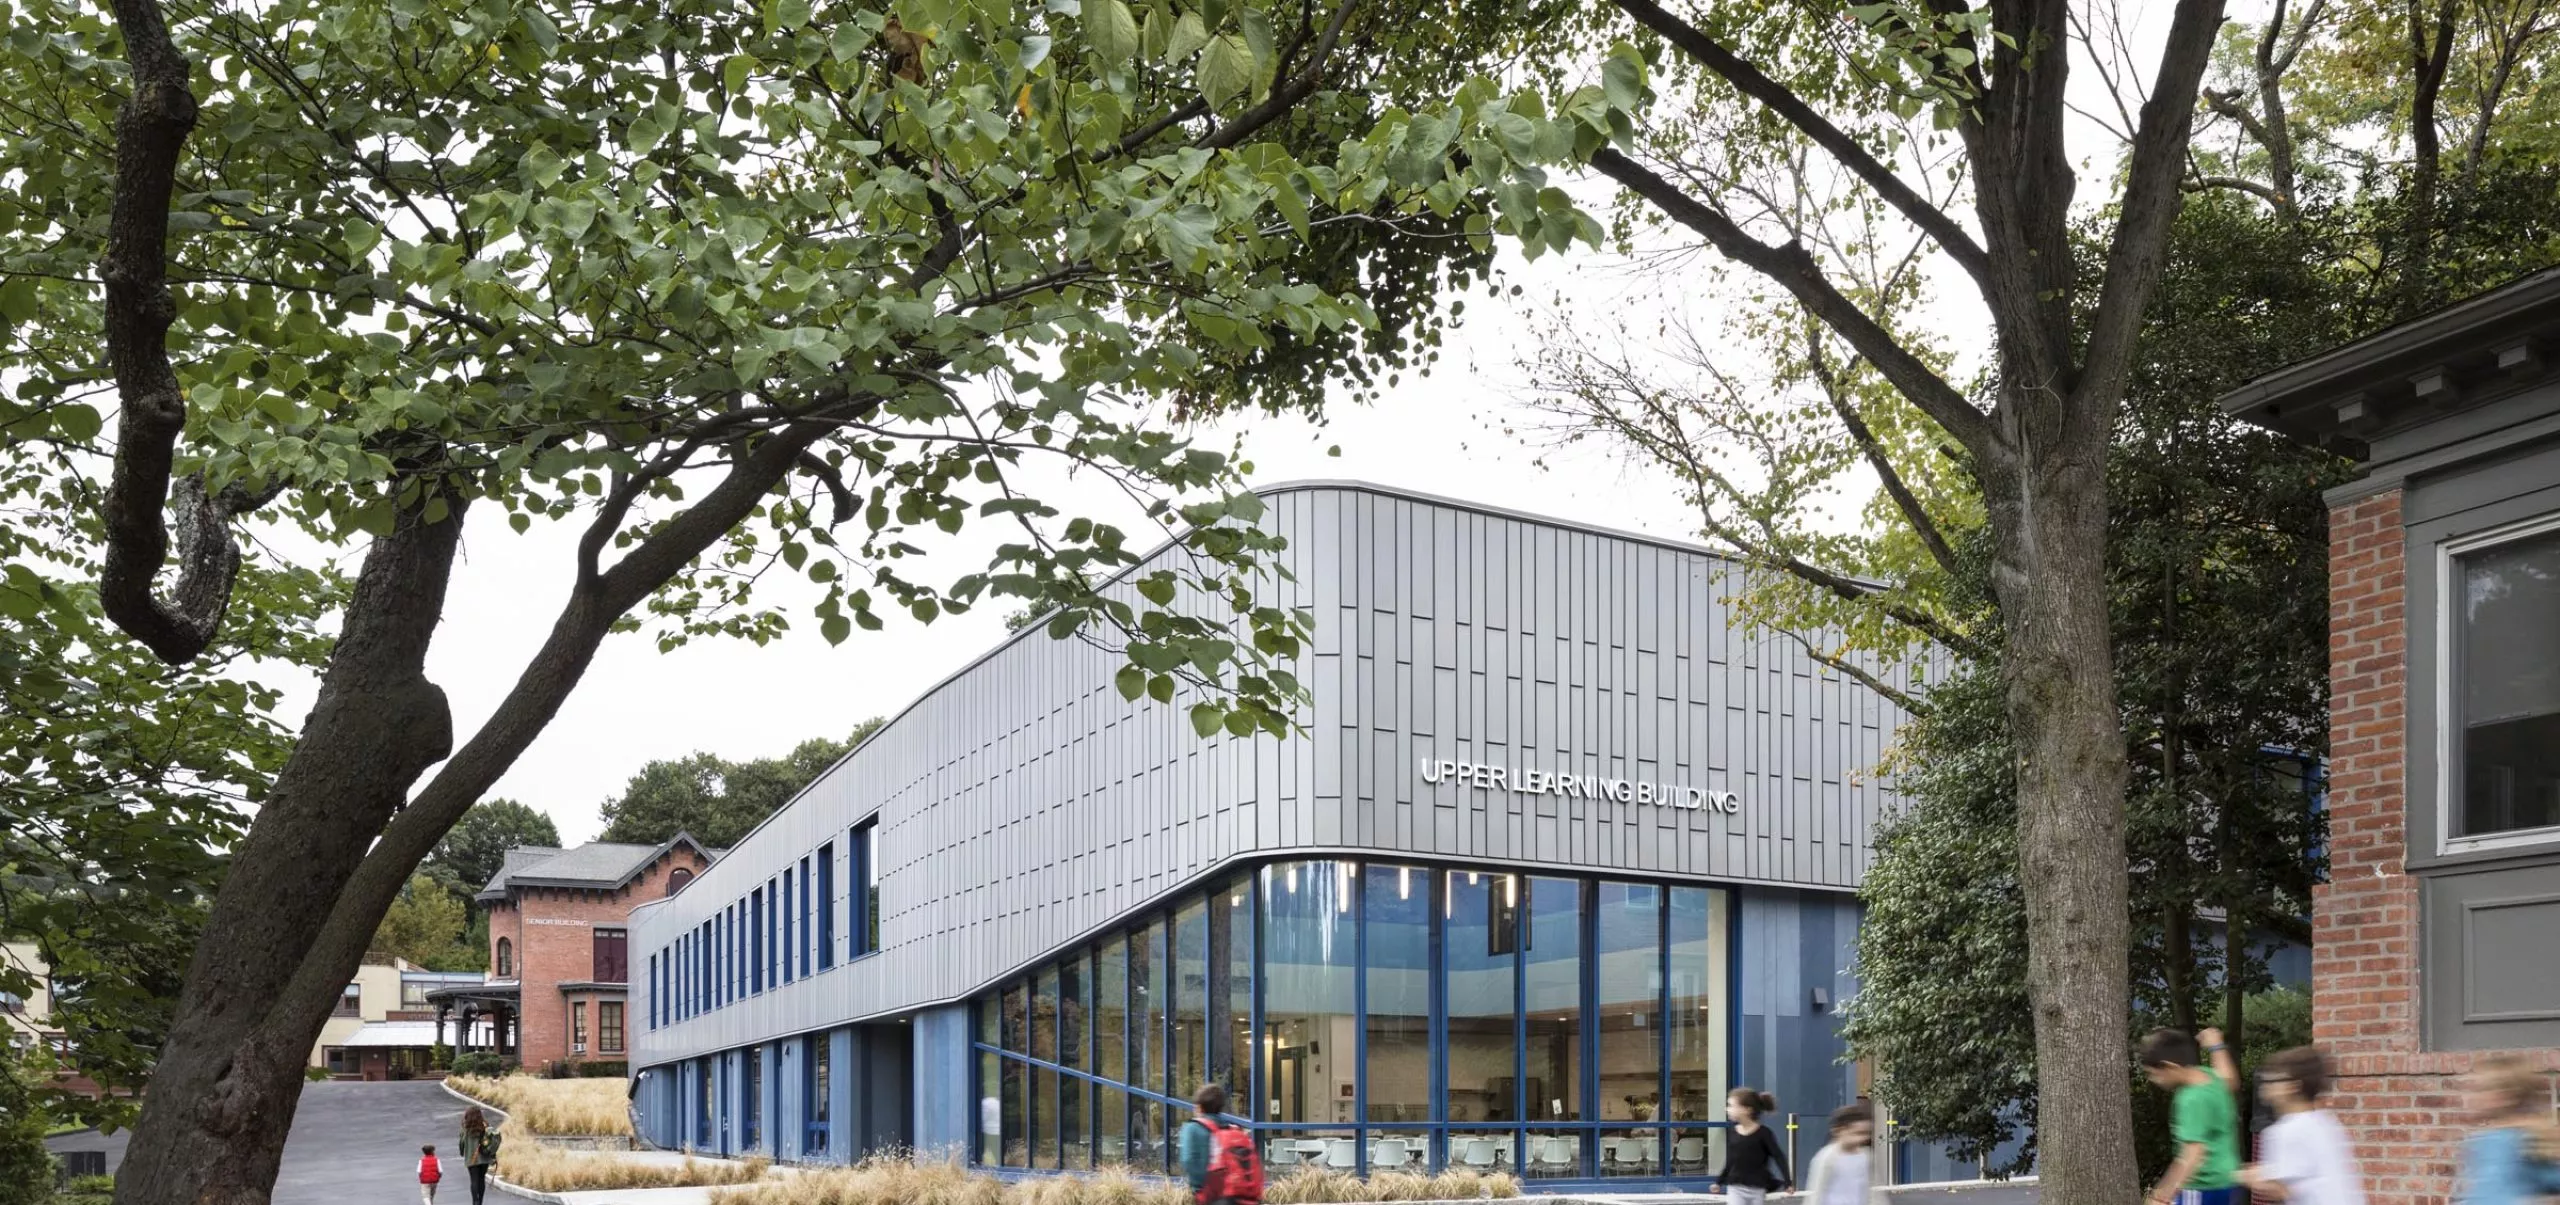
[492,847,710,1071]
[2316,488,2560,1204]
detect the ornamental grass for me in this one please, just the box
[447,1073,634,1136]
[495,1123,772,1192]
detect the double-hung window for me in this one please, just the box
[2447,522,2560,844]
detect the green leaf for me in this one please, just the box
[343,218,383,260]
[1271,175,1312,242]
[1189,702,1223,737]
[821,613,852,644]
[52,404,102,443]
[1115,664,1147,701]
[1164,11,1209,62]
[1602,45,1644,112]
[724,53,758,93]
[1197,34,1252,109]
[1019,35,1053,72]
[1148,674,1175,703]
[0,277,34,324]
[767,0,811,30]
[1087,0,1138,64]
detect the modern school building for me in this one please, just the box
[626,481,1935,1187]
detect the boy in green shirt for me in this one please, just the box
[2141,1026,2244,1205]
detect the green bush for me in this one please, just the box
[305,1065,335,1082]
[575,1061,629,1079]
[432,1043,454,1071]
[0,1049,56,1205]
[450,1052,518,1079]
[60,1174,117,1205]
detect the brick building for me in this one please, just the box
[437,834,715,1073]
[2224,268,2560,1203]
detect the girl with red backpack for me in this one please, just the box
[1179,1084,1263,1205]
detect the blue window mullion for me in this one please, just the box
[1351,861,1368,1176]
[1428,869,1447,1174]
[1511,874,1526,1172]
[1581,878,1601,1179]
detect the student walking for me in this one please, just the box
[2141,1027,2243,1205]
[2238,1045,2364,1205]
[1711,1087,1792,1204]
[2453,1053,2560,1205]
[417,1144,443,1205]
[1179,1083,1264,1205]
[458,1107,501,1205]
[1803,1103,1875,1205]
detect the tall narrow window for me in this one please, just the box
[647,954,658,1030]
[780,867,795,985]
[799,855,815,978]
[751,890,765,993]
[494,938,513,979]
[744,1047,763,1149]
[1262,861,1354,1125]
[601,1002,624,1053]
[805,1034,832,1154]
[2454,527,2560,838]
[817,841,837,969]
[852,819,881,955]
[767,878,779,987]
[572,1001,588,1052]
[595,927,628,984]
[1365,865,1430,1126]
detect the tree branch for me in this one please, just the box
[2075,0,2227,410]
[1805,338,1962,577]
[1196,0,1359,150]
[2182,173,2287,206]
[1776,625,1922,712]
[1613,0,1992,292]
[96,0,247,666]
[1588,146,1993,456]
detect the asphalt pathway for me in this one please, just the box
[274,1080,533,1205]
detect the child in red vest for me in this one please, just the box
[418,1144,443,1204]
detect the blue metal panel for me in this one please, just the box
[913,1005,973,1158]
[829,1028,857,1164]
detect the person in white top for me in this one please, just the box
[2240,1045,2366,1205]
[1803,1103,1875,1205]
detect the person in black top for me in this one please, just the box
[1712,1087,1793,1203]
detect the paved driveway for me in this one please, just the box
[275,1080,530,1205]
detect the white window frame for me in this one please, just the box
[2437,510,2560,855]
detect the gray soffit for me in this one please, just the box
[2219,266,2560,453]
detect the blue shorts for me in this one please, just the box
[2175,1189,2243,1205]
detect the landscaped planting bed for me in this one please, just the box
[446,1073,633,1137]
[710,1158,1523,1205]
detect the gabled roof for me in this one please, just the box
[475,833,719,903]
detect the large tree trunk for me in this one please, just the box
[111,504,466,1205]
[1983,433,2138,1201]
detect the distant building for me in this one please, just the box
[1,941,61,1056]
[430,835,715,1073]
[2224,268,2560,1204]
[311,956,486,1079]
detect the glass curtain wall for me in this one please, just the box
[970,862,1733,1182]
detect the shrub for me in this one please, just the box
[449,1053,520,1079]
[448,1074,633,1136]
[59,1175,117,1205]
[432,1043,454,1071]
[576,1060,630,1078]
[304,1066,334,1082]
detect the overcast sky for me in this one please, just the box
[247,3,2218,847]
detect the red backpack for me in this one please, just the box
[1194,1117,1263,1205]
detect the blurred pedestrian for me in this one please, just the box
[2142,1027,2243,1205]
[1180,1083,1264,1205]
[2454,1054,2560,1205]
[1804,1103,1874,1205]
[2238,1045,2362,1205]
[1711,1086,1792,1204]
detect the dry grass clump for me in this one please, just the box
[714,1157,1517,1205]
[447,1074,634,1136]
[497,1137,771,1192]
[1265,1164,1517,1202]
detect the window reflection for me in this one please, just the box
[966,867,1734,1182]
[2459,531,2560,837]
[1364,865,1430,1124]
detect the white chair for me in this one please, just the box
[1460,1137,1501,1170]
[1605,1136,1648,1174]
[1324,1138,1359,1170]
[1671,1135,1707,1172]
[1267,1141,1301,1169]
[1369,1138,1407,1171]
[1530,1135,1575,1175]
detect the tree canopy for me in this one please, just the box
[428,799,564,894]
[1,0,1643,1189]
[597,720,884,848]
